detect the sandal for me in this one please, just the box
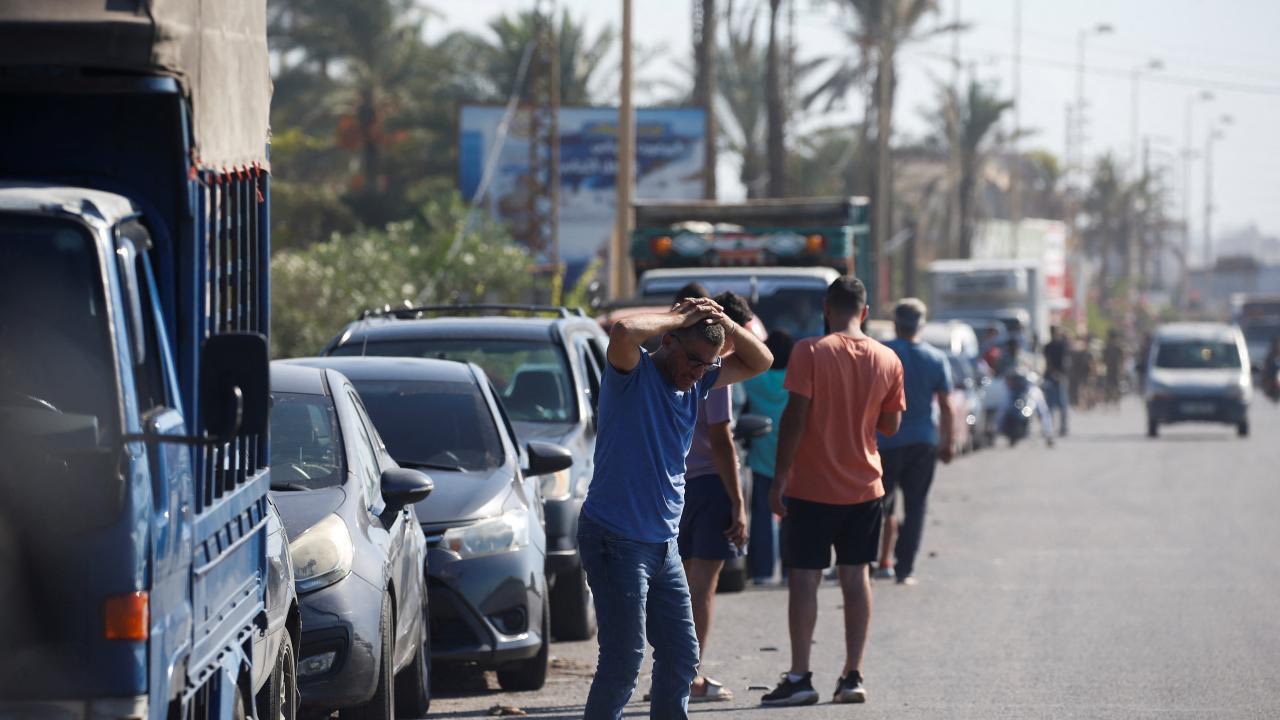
[689,676,734,703]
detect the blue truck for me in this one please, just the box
[0,2,287,718]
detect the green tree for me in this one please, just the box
[270,192,535,358]
[442,10,615,106]
[927,79,1013,258]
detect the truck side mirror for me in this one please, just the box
[200,333,269,441]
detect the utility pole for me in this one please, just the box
[1204,116,1231,271]
[694,0,717,200]
[1010,0,1022,256]
[947,0,961,259]
[1181,89,1213,309]
[611,0,635,299]
[874,0,895,308]
[1129,59,1162,177]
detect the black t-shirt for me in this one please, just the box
[1044,339,1068,375]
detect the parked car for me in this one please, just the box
[268,363,434,719]
[252,496,301,720]
[323,305,603,641]
[1144,323,1253,438]
[289,356,572,692]
[944,353,983,454]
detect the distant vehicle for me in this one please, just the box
[1230,294,1280,375]
[636,266,841,340]
[324,305,604,642]
[1144,323,1252,438]
[944,353,985,453]
[927,259,1050,350]
[629,196,872,280]
[999,371,1042,446]
[290,356,572,692]
[921,321,982,360]
[269,363,434,719]
[865,319,896,343]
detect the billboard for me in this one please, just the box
[458,105,706,276]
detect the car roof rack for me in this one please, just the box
[359,304,588,321]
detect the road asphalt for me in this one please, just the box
[427,398,1280,719]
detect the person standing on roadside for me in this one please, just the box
[742,330,795,585]
[1042,326,1071,436]
[578,295,773,720]
[761,277,905,707]
[873,299,954,585]
[675,290,755,703]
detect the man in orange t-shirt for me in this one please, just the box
[761,276,905,708]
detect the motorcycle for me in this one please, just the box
[998,371,1040,446]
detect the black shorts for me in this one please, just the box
[781,496,883,570]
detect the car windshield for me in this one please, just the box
[335,339,578,423]
[351,379,504,472]
[1154,340,1241,370]
[1241,323,1280,346]
[0,215,119,449]
[269,392,344,490]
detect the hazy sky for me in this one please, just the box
[430,0,1280,249]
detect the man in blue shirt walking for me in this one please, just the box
[579,295,773,719]
[875,299,955,585]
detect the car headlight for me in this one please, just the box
[442,509,530,558]
[540,469,572,502]
[289,514,354,593]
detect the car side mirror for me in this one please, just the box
[733,413,773,441]
[525,441,573,477]
[382,468,434,511]
[200,333,269,441]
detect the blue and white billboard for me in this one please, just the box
[459,105,706,276]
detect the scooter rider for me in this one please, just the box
[997,369,1055,448]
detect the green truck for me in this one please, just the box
[629,197,873,339]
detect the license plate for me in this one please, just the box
[1180,401,1215,415]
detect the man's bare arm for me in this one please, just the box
[606,299,720,372]
[714,321,774,388]
[935,390,955,463]
[876,410,902,437]
[708,421,747,546]
[769,392,811,518]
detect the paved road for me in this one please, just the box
[428,399,1280,719]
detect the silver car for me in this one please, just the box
[1144,323,1252,438]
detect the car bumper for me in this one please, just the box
[544,497,582,577]
[426,545,547,668]
[1147,396,1247,424]
[295,572,384,711]
[0,697,147,720]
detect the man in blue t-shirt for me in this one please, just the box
[580,296,773,720]
[875,298,954,585]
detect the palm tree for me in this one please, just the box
[442,10,615,106]
[929,79,1014,258]
[765,0,786,197]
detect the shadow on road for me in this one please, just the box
[1066,431,1238,443]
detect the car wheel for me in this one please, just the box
[1237,420,1249,438]
[497,601,549,691]
[550,563,597,641]
[341,593,394,720]
[394,602,431,718]
[256,631,298,720]
[1147,416,1159,438]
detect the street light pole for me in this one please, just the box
[1130,59,1163,177]
[1181,89,1213,308]
[1068,21,1112,328]
[1203,115,1232,270]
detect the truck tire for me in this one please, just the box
[550,563,596,641]
[497,602,549,691]
[1147,416,1159,438]
[716,559,747,594]
[342,594,394,720]
[256,632,298,720]
[394,602,431,719]
[1237,420,1249,438]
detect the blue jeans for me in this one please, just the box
[578,512,699,720]
[747,472,776,580]
[1043,374,1069,433]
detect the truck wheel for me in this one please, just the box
[497,602,549,691]
[550,563,596,641]
[256,632,298,720]
[1237,420,1249,438]
[341,594,394,720]
[394,601,431,718]
[1147,416,1159,438]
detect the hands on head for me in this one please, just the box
[673,297,730,329]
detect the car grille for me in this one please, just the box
[427,578,487,651]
